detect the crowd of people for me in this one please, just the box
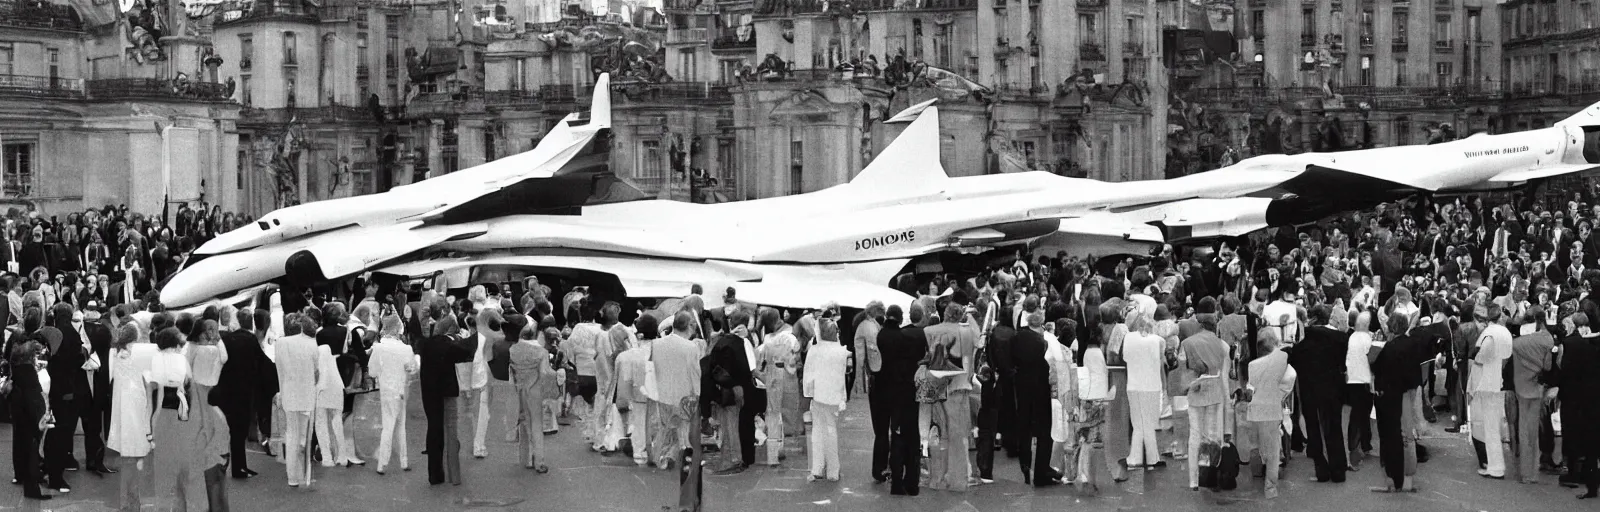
[4,185,1600,509]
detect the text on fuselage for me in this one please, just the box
[855,230,917,251]
[1463,146,1530,158]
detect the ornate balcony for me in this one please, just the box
[0,74,84,99]
[240,105,378,125]
[217,0,319,26]
[712,27,756,51]
[612,82,733,105]
[1080,42,1106,61]
[85,78,233,102]
[1078,0,1106,7]
[0,0,82,32]
[758,0,977,15]
[667,27,708,45]
[1433,39,1453,53]
[1123,41,1145,56]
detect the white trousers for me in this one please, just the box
[377,393,409,472]
[1187,402,1224,487]
[462,386,490,456]
[315,407,353,465]
[809,402,841,480]
[1470,390,1507,477]
[627,400,652,465]
[283,411,312,486]
[1127,390,1162,467]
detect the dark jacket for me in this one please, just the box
[705,332,754,409]
[1011,327,1052,438]
[85,321,113,401]
[7,362,47,421]
[1288,325,1348,397]
[418,333,475,400]
[44,324,89,402]
[875,322,927,398]
[217,330,266,405]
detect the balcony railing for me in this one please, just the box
[0,74,84,99]
[217,1,319,26]
[1123,41,1144,55]
[712,27,757,50]
[240,105,377,125]
[317,6,360,21]
[1433,39,1453,52]
[1078,0,1106,7]
[540,84,576,102]
[668,27,708,44]
[758,0,976,15]
[995,83,1050,99]
[1359,34,1374,47]
[406,90,486,117]
[1080,42,1106,60]
[614,82,733,104]
[1301,34,1317,47]
[483,89,542,108]
[85,78,234,102]
[0,1,83,31]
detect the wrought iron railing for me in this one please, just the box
[612,82,733,104]
[760,0,976,14]
[713,27,756,50]
[85,78,234,102]
[0,1,82,31]
[0,74,84,99]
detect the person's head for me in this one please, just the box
[728,309,752,337]
[1520,305,1545,329]
[195,320,221,345]
[671,310,696,336]
[8,338,42,366]
[908,303,926,326]
[154,326,184,351]
[865,301,885,321]
[252,308,271,334]
[819,318,840,343]
[113,323,139,351]
[635,314,660,340]
[235,307,255,333]
[943,303,963,324]
[602,301,622,323]
[1257,327,1281,355]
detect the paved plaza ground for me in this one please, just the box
[0,383,1584,512]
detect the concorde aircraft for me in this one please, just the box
[1108,100,1600,245]
[160,89,1600,311]
[161,91,1295,309]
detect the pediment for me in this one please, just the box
[769,89,836,118]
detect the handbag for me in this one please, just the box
[1197,440,1222,489]
[1217,440,1241,490]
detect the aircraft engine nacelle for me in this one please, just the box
[283,223,484,287]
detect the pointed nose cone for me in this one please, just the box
[161,268,211,308]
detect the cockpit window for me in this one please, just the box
[258,221,270,230]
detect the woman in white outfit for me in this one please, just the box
[314,344,353,467]
[107,322,157,509]
[1122,300,1166,469]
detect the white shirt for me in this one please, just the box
[1123,331,1166,392]
[147,349,190,388]
[1346,331,1375,384]
[369,336,418,400]
[1468,323,1514,393]
[803,340,849,406]
[1079,347,1109,401]
[1262,300,1301,343]
[743,336,762,389]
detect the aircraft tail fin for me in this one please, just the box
[1556,100,1600,128]
[850,105,948,191]
[588,73,612,129]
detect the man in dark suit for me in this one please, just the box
[708,309,758,473]
[81,302,116,474]
[1288,304,1349,483]
[1013,311,1059,486]
[43,303,90,492]
[219,308,267,478]
[876,304,927,495]
[418,325,477,485]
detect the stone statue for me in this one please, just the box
[267,121,306,208]
[223,76,236,99]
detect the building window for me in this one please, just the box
[283,32,297,65]
[1467,9,1481,42]
[47,48,59,84]
[789,140,803,194]
[1434,15,1451,46]
[1250,10,1264,39]
[237,136,250,190]
[1394,59,1406,86]
[1302,8,1315,40]
[640,140,662,178]
[240,75,251,105]
[1360,9,1374,39]
[1395,117,1410,145]
[1436,61,1453,87]
[1078,14,1097,43]
[3,142,34,197]
[0,43,13,75]
[936,21,953,68]
[911,19,923,61]
[677,48,696,81]
[1394,10,1409,41]
[240,35,253,69]
[716,138,736,189]
[356,32,368,69]
[1360,55,1373,86]
[484,129,495,162]
[720,59,740,84]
